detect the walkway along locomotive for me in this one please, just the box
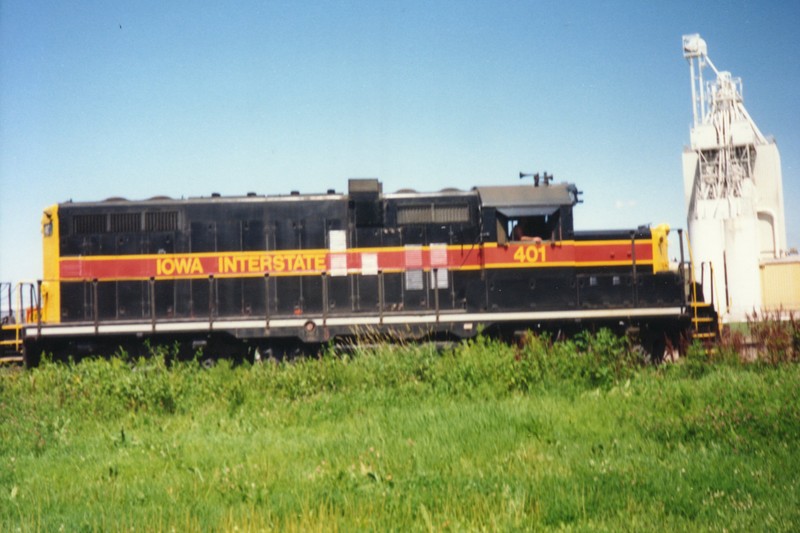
[1,178,718,365]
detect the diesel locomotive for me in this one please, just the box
[1,178,717,365]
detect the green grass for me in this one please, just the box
[1,333,799,531]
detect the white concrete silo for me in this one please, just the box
[681,34,787,322]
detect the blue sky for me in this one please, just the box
[2,0,798,282]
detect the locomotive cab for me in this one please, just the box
[502,210,564,243]
[477,183,578,245]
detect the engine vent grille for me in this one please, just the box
[145,211,178,232]
[72,214,107,234]
[397,204,469,225]
[110,213,141,233]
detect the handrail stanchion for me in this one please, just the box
[433,268,440,324]
[322,272,328,328]
[264,273,270,331]
[208,275,215,331]
[378,270,384,326]
[93,279,99,335]
[149,277,157,333]
[630,231,638,307]
[677,229,686,310]
[36,280,42,337]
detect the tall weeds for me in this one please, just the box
[514,329,645,391]
[746,310,799,364]
[5,316,797,424]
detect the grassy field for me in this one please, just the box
[1,332,799,531]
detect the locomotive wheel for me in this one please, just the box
[650,336,667,364]
[626,326,666,365]
[22,340,42,368]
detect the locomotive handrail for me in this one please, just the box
[684,234,702,333]
[683,233,722,340]
[706,262,715,308]
[699,263,705,302]
[1,282,11,324]
[1,281,39,359]
[696,261,720,310]
[0,281,39,326]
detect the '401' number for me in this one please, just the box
[513,245,547,263]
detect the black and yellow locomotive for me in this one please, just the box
[1,178,715,365]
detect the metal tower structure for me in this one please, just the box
[681,34,787,322]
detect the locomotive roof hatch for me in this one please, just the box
[475,183,579,217]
